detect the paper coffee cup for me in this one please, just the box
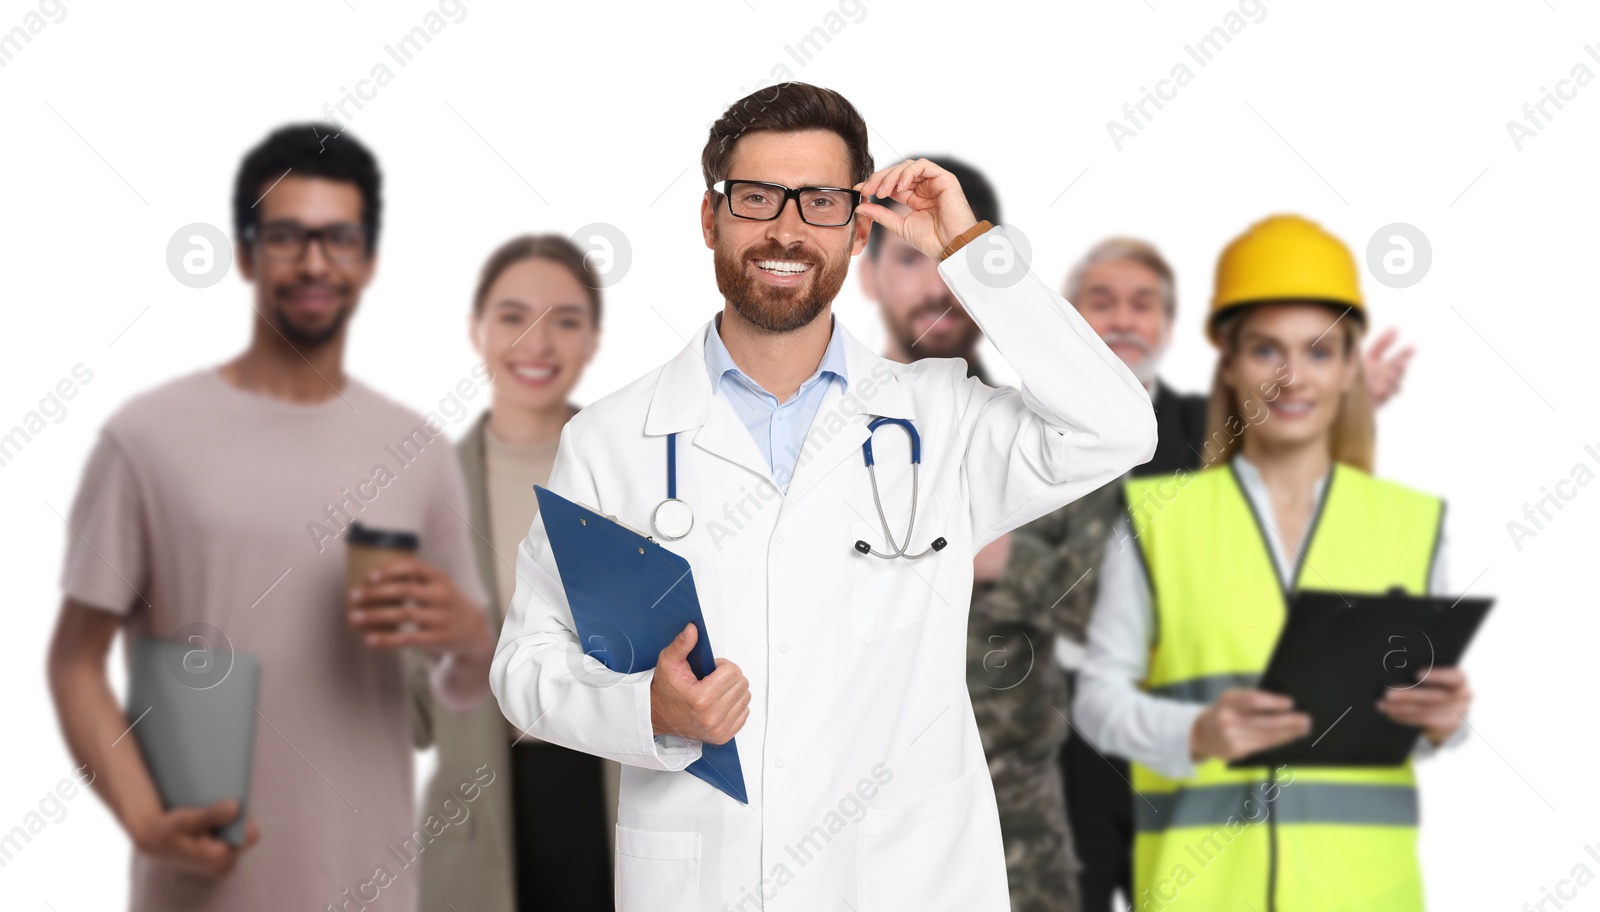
[347,523,421,635]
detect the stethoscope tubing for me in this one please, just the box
[655,419,945,559]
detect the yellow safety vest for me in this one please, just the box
[1122,460,1444,912]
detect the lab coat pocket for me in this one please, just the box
[843,492,949,642]
[855,763,991,910]
[615,825,700,912]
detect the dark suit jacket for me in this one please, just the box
[1137,379,1209,477]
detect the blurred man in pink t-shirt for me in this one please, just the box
[47,124,495,912]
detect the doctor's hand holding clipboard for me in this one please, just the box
[650,624,751,747]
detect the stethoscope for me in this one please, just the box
[651,417,947,561]
[652,432,695,540]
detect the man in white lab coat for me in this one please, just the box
[490,82,1157,912]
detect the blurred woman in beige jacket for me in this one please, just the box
[409,234,617,912]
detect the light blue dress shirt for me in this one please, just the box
[703,312,848,494]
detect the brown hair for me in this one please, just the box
[1201,303,1374,472]
[471,234,603,325]
[701,83,875,198]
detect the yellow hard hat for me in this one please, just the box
[1208,214,1364,345]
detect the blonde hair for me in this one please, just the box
[1201,304,1374,472]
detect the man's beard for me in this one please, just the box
[270,282,351,348]
[713,226,849,334]
[1101,330,1162,386]
[892,297,981,361]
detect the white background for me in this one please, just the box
[1,0,1594,909]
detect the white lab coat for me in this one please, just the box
[490,225,1157,911]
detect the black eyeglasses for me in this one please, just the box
[713,179,862,227]
[245,220,369,264]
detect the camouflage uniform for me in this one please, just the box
[967,461,1127,912]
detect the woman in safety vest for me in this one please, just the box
[1072,214,1473,912]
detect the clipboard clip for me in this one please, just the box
[570,498,657,543]
[1386,586,1449,613]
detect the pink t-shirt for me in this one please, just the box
[60,367,489,912]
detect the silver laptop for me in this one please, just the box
[126,637,260,846]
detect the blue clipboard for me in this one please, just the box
[534,485,748,804]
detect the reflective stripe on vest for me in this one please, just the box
[1134,781,1420,833]
[1122,461,1443,912]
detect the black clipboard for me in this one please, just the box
[1229,589,1493,768]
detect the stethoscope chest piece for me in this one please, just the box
[653,497,694,541]
[655,432,694,541]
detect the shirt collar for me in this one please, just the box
[705,311,849,398]
[1230,451,1330,502]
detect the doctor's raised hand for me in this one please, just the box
[853,158,981,258]
[651,623,751,745]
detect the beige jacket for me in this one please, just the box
[408,411,619,912]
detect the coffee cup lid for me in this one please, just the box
[347,522,420,551]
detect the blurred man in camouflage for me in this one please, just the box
[858,156,1088,912]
